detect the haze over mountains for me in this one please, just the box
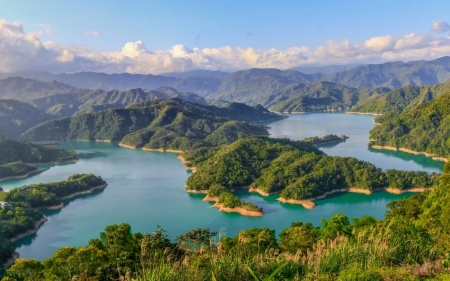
[1,56,450,139]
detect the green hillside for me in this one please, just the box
[0,99,51,138]
[20,99,281,151]
[0,135,77,180]
[185,136,437,199]
[350,81,450,113]
[369,92,450,157]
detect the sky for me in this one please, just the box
[1,0,450,74]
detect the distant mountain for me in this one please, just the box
[350,81,450,114]
[173,77,222,96]
[268,82,361,112]
[289,64,361,75]
[211,68,318,105]
[160,70,230,79]
[323,56,450,89]
[0,77,208,117]
[209,70,386,112]
[0,99,51,138]
[20,99,282,151]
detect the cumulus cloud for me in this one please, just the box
[1,19,450,74]
[83,30,100,36]
[432,20,450,33]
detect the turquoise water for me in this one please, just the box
[1,113,443,260]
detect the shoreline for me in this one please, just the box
[248,187,280,196]
[203,195,264,217]
[40,183,109,210]
[10,217,48,242]
[346,111,383,116]
[277,187,428,208]
[370,145,448,163]
[0,168,47,183]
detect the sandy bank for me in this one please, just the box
[385,187,427,194]
[370,145,448,162]
[186,189,208,194]
[0,168,47,183]
[278,187,428,209]
[278,188,374,209]
[248,187,280,196]
[347,112,383,116]
[118,143,137,149]
[61,183,108,200]
[373,121,381,126]
[10,217,48,242]
[202,195,264,216]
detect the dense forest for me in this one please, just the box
[349,81,450,114]
[369,92,450,158]
[20,99,279,151]
[2,164,450,280]
[0,135,77,180]
[184,137,438,203]
[0,174,106,270]
[0,99,51,139]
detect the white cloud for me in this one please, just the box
[432,20,450,33]
[83,30,100,36]
[57,50,75,62]
[1,19,450,74]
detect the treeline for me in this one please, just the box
[20,99,279,151]
[349,81,450,114]
[369,92,450,158]
[0,135,78,180]
[0,174,106,209]
[0,135,77,166]
[3,163,450,280]
[0,163,37,180]
[185,137,438,201]
[0,174,106,269]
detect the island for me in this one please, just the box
[182,136,439,212]
[0,174,107,267]
[0,135,78,182]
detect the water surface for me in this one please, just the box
[2,113,443,260]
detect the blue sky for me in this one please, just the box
[1,0,450,73]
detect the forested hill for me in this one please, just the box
[0,135,77,165]
[0,135,77,180]
[0,77,209,117]
[0,99,51,138]
[209,71,389,112]
[20,99,281,151]
[369,92,450,158]
[185,137,437,199]
[349,80,450,114]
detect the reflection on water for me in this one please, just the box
[8,113,444,261]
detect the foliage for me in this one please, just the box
[0,135,77,166]
[186,136,436,200]
[20,99,279,152]
[369,92,450,157]
[1,174,106,208]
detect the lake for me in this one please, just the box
[2,112,444,260]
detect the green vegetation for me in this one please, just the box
[369,92,450,158]
[303,134,348,145]
[0,162,38,180]
[0,174,106,269]
[185,136,437,200]
[349,81,450,114]
[21,99,280,151]
[207,185,262,212]
[0,135,77,180]
[4,163,450,280]
[0,174,106,208]
[0,99,50,138]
